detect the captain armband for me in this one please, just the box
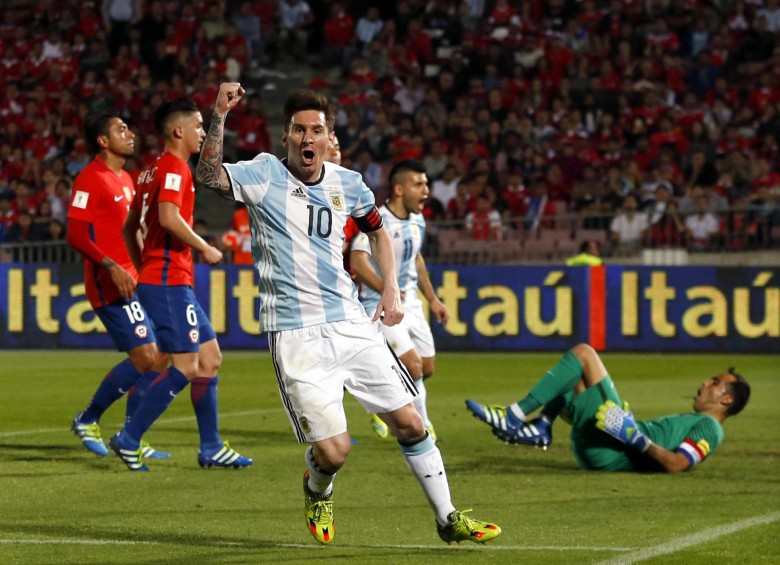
[354,207,383,233]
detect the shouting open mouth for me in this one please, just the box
[302,149,316,167]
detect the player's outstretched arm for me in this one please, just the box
[367,227,403,326]
[196,82,245,197]
[415,253,449,324]
[644,443,691,473]
[595,400,691,473]
[350,249,384,294]
[158,202,223,266]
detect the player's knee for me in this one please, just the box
[197,351,222,376]
[197,340,222,376]
[571,343,596,363]
[128,346,158,374]
[395,421,426,443]
[151,351,168,373]
[387,405,425,442]
[315,437,351,471]
[173,360,199,381]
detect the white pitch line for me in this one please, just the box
[0,538,633,552]
[596,511,780,565]
[0,409,272,438]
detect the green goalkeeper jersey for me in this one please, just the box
[638,413,724,468]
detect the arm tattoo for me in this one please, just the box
[196,113,232,197]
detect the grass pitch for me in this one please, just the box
[0,350,778,564]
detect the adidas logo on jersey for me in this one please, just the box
[290,187,307,199]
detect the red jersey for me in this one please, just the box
[67,157,137,308]
[132,152,195,287]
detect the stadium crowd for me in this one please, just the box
[0,0,779,257]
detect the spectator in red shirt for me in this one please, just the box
[223,22,249,68]
[5,209,40,243]
[646,18,680,53]
[24,118,59,161]
[488,0,520,29]
[447,176,475,223]
[235,97,273,161]
[323,3,354,50]
[501,168,528,220]
[0,194,15,236]
[347,55,377,87]
[650,116,690,157]
[0,45,22,83]
[21,43,47,87]
[404,17,433,64]
[544,162,572,202]
[465,193,503,241]
[747,73,780,113]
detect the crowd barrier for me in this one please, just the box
[1,263,776,352]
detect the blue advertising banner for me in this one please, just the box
[0,263,777,352]
[424,265,595,351]
[603,266,780,351]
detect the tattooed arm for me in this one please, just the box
[196,82,246,197]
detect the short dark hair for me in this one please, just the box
[725,367,750,416]
[154,97,199,135]
[389,159,426,187]
[84,109,122,156]
[283,90,334,131]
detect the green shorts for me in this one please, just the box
[565,375,637,471]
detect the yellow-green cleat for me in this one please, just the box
[426,422,438,442]
[71,413,109,457]
[437,510,501,544]
[370,413,389,439]
[303,471,334,544]
[140,440,171,460]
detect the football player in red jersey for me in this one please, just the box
[67,110,170,461]
[109,98,252,471]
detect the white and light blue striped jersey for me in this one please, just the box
[351,205,425,313]
[223,154,376,332]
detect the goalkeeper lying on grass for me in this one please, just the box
[465,344,751,473]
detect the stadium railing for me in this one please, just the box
[1,207,777,266]
[426,207,780,264]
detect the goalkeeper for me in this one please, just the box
[465,344,750,473]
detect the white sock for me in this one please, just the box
[509,404,527,422]
[305,446,335,496]
[402,436,456,525]
[413,377,430,426]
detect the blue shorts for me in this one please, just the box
[95,297,157,352]
[137,284,216,353]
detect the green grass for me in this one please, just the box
[0,350,778,564]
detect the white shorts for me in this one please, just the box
[270,318,417,443]
[381,300,436,358]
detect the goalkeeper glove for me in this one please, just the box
[595,400,652,452]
